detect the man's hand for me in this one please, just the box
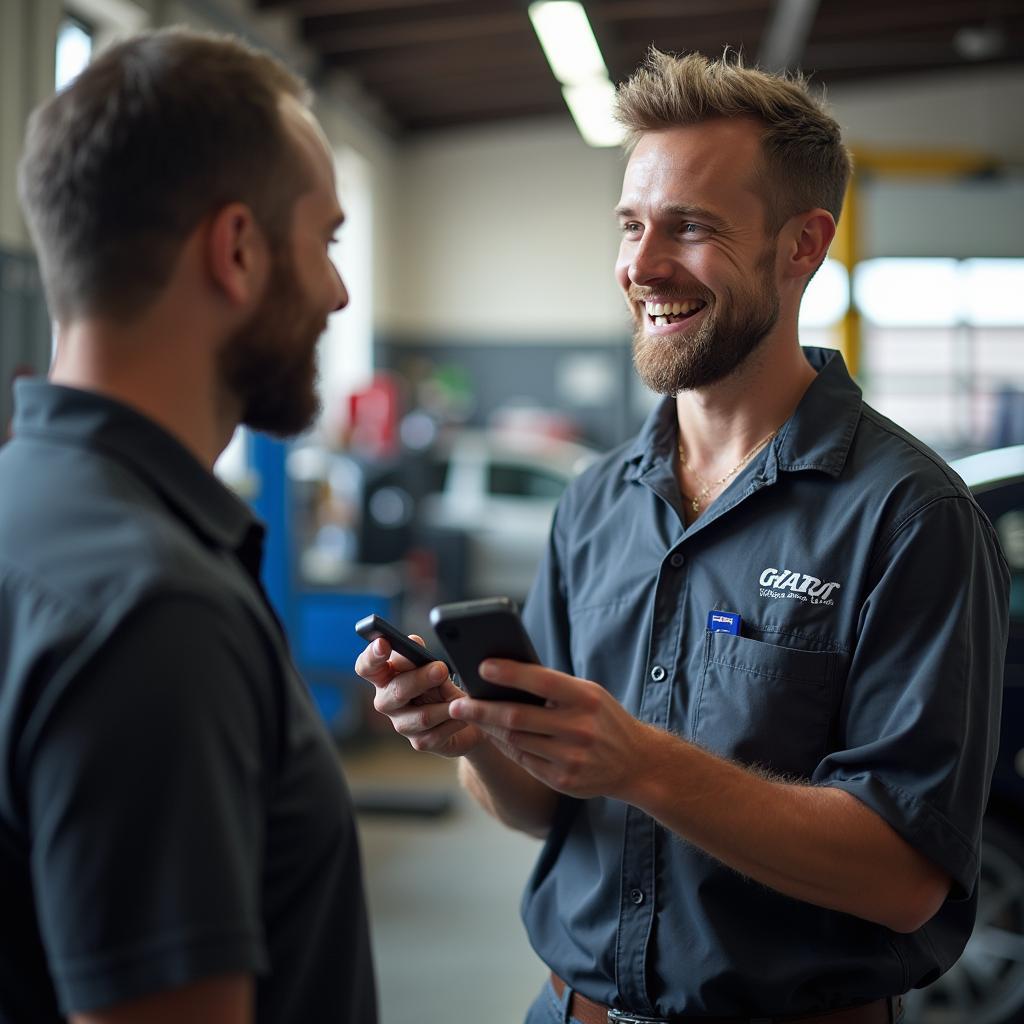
[354,635,484,757]
[452,657,950,932]
[448,658,650,800]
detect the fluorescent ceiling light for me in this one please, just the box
[563,79,624,148]
[529,1,608,84]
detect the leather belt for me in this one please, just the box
[550,974,900,1024]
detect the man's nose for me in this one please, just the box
[333,267,348,312]
[628,236,673,285]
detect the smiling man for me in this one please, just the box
[0,29,375,1024]
[356,49,1008,1023]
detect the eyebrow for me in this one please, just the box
[614,203,727,227]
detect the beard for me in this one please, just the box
[631,246,780,395]
[218,250,327,438]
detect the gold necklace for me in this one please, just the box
[677,429,778,514]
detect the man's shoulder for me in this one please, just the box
[851,404,975,507]
[0,437,250,629]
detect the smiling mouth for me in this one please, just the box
[643,299,708,327]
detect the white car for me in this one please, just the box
[420,430,600,601]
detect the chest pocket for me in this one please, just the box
[690,631,838,777]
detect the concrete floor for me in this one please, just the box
[342,736,549,1024]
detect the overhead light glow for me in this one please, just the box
[528,1,608,84]
[562,79,624,148]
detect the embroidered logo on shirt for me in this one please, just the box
[759,567,841,606]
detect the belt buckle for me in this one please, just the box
[607,1012,669,1024]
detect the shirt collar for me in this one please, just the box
[623,346,863,481]
[12,379,259,551]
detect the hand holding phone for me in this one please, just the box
[429,597,544,705]
[354,613,451,675]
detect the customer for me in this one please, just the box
[1,28,376,1024]
[357,49,1008,1023]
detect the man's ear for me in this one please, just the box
[205,202,268,308]
[783,209,836,282]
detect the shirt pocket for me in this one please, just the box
[690,631,837,777]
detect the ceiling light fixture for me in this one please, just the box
[528,0,623,147]
[562,79,623,148]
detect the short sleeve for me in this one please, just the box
[815,495,1009,898]
[24,594,276,1014]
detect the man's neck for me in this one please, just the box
[674,335,817,478]
[50,319,237,471]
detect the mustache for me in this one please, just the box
[627,285,714,305]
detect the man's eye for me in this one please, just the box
[682,223,709,237]
[620,222,642,235]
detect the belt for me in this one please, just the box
[550,974,901,1024]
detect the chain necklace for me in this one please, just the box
[677,429,778,514]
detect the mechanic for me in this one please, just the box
[0,29,376,1024]
[356,49,1008,1023]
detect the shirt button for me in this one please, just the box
[650,665,666,682]
[670,553,685,568]
[630,888,645,905]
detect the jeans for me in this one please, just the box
[525,977,579,1024]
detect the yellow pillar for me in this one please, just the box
[831,172,861,378]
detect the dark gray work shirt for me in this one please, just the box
[0,381,376,1023]
[521,347,1009,1017]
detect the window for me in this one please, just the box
[799,258,849,329]
[487,463,567,499]
[56,14,93,90]
[855,257,1024,458]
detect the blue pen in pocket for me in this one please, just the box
[707,609,741,635]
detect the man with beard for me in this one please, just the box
[0,29,376,1024]
[356,50,1008,1022]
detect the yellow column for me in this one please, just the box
[831,172,861,379]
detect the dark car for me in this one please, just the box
[906,446,1024,1024]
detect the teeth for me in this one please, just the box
[645,299,704,317]
[654,315,668,325]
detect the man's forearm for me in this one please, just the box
[626,726,950,933]
[459,741,559,839]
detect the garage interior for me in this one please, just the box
[1,0,1023,1021]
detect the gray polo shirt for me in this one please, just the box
[0,381,377,1022]
[521,346,1008,1017]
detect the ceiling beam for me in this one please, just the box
[304,11,527,52]
[595,0,771,19]
[757,0,820,71]
[372,69,559,100]
[346,43,549,83]
[255,0,474,13]
[392,82,561,116]
[814,1,1023,40]
[803,35,976,71]
[404,105,567,133]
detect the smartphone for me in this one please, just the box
[354,613,451,674]
[428,597,544,705]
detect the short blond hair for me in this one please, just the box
[614,48,852,235]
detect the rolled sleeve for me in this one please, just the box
[814,495,1009,898]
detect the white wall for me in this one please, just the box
[389,66,1024,344]
[830,66,1024,158]
[388,119,630,343]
